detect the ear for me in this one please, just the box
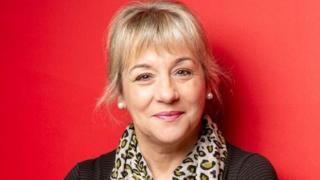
[117,95,127,109]
[205,79,212,93]
[205,87,214,100]
[206,86,211,95]
[117,94,126,104]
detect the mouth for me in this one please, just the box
[152,111,184,122]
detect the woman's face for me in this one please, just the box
[120,48,207,146]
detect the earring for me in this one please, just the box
[206,92,213,100]
[117,102,126,109]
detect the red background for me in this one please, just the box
[1,0,320,179]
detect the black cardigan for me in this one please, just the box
[66,144,277,180]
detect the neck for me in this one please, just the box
[135,123,201,179]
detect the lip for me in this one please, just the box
[152,111,184,122]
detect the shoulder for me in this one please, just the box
[65,150,116,180]
[224,144,278,180]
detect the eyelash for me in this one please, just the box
[134,69,193,82]
[175,69,192,76]
[135,73,153,81]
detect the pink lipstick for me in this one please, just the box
[152,111,184,122]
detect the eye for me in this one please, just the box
[135,73,153,81]
[175,69,192,76]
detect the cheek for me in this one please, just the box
[181,77,206,103]
[124,85,154,111]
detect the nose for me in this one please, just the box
[155,76,179,104]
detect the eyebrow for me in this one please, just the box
[128,57,194,74]
[176,57,195,65]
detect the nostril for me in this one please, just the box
[159,91,179,103]
[155,78,180,103]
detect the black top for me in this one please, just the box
[65,144,277,180]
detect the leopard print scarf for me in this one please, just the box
[110,115,228,180]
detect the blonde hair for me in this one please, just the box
[97,0,229,114]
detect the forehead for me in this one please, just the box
[125,46,196,69]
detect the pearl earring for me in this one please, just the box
[117,102,126,109]
[206,92,213,100]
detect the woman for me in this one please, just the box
[66,1,277,179]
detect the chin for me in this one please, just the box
[152,125,193,145]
